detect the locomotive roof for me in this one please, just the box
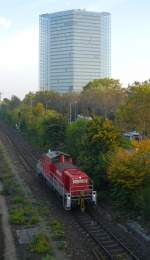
[56,162,78,171]
[47,150,70,159]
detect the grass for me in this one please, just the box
[0,164,10,173]
[36,202,50,217]
[1,177,23,196]
[0,146,39,226]
[0,145,64,257]
[57,240,66,250]
[10,205,39,225]
[11,195,26,205]
[2,178,16,195]
[41,255,55,260]
[0,173,12,181]
[50,220,64,240]
[0,158,23,196]
[29,233,53,255]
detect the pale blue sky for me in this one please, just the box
[0,0,150,98]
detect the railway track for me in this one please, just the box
[0,122,142,260]
[0,122,39,172]
[74,210,140,260]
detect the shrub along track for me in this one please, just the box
[0,121,147,260]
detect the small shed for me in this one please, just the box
[123,131,142,141]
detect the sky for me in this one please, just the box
[0,0,150,99]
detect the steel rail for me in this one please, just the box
[87,207,140,260]
[74,210,140,260]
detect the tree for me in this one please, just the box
[117,81,150,135]
[83,78,121,91]
[77,116,120,189]
[108,139,150,190]
[79,78,125,119]
[33,102,45,116]
[108,139,150,217]
[65,119,88,159]
[42,112,67,150]
[9,95,21,109]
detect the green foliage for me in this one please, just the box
[0,91,68,149]
[77,116,120,189]
[33,102,45,116]
[50,220,64,240]
[142,188,150,220]
[11,195,26,205]
[117,81,150,134]
[42,254,55,260]
[108,139,150,218]
[43,112,67,150]
[83,78,121,91]
[29,233,52,254]
[80,78,124,119]
[108,139,150,190]
[2,178,16,195]
[65,119,88,158]
[1,85,150,220]
[0,172,23,196]
[10,206,39,225]
[120,137,132,149]
[110,185,131,209]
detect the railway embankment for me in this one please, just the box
[0,144,17,260]
[0,142,67,260]
[0,123,94,260]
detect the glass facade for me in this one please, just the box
[39,10,111,93]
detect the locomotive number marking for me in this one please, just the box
[73,179,88,184]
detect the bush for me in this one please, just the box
[108,139,150,219]
[50,220,64,240]
[141,188,150,220]
[10,206,39,225]
[29,233,52,255]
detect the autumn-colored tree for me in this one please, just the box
[108,139,150,217]
[33,102,45,116]
[108,139,150,188]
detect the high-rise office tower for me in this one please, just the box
[39,10,111,93]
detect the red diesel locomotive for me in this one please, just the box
[36,150,96,210]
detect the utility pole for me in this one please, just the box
[74,101,78,121]
[69,103,72,123]
[30,98,33,109]
[69,102,78,123]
